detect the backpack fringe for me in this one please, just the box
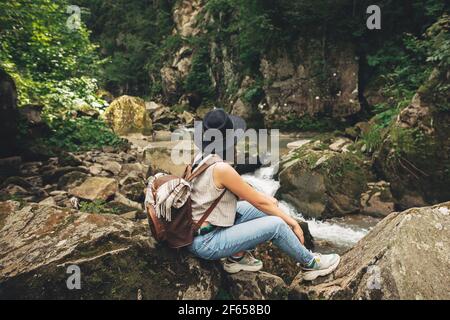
[145,174,191,222]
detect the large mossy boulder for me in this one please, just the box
[0,201,221,299]
[277,139,373,219]
[103,96,153,135]
[375,67,450,209]
[289,202,450,300]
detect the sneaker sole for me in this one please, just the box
[303,256,341,281]
[223,263,263,274]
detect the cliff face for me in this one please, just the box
[159,0,361,127]
[259,40,360,126]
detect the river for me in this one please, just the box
[242,164,379,254]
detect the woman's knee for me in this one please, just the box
[236,201,266,221]
[236,200,254,214]
[188,240,216,260]
[264,216,288,232]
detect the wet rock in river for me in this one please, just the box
[277,138,373,219]
[359,181,395,218]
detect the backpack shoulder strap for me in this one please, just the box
[194,190,226,231]
[186,155,222,182]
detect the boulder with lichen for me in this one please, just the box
[103,95,153,135]
[0,201,221,300]
[289,202,450,300]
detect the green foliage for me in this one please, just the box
[418,14,450,111]
[362,13,449,153]
[367,35,431,108]
[0,0,102,111]
[360,125,385,153]
[390,127,436,167]
[0,0,98,79]
[0,194,27,209]
[42,77,108,117]
[44,116,126,152]
[183,38,215,102]
[242,84,264,105]
[327,153,365,181]
[78,0,176,97]
[79,200,120,215]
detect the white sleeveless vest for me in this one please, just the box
[190,154,238,227]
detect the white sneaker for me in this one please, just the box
[222,251,263,274]
[301,253,340,281]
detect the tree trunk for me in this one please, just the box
[0,68,19,157]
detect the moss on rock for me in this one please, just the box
[103,96,153,136]
[374,68,450,208]
[278,138,373,219]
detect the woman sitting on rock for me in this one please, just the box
[188,108,340,281]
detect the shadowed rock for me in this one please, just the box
[0,68,18,157]
[225,271,288,300]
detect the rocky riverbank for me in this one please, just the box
[1,129,449,300]
[0,137,306,300]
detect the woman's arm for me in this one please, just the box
[213,162,305,244]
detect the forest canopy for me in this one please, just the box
[0,0,447,151]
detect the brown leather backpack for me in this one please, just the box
[144,156,225,249]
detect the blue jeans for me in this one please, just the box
[188,201,314,266]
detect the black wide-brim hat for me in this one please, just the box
[194,108,247,153]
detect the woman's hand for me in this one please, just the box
[214,162,304,245]
[285,217,304,244]
[291,223,305,245]
[267,196,278,206]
